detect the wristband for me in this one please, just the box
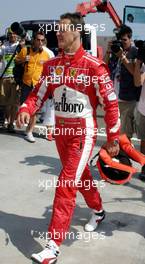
[113,139,119,146]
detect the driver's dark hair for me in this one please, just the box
[60,12,85,37]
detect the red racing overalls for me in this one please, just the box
[19,45,120,245]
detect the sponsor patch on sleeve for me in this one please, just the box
[107,92,117,101]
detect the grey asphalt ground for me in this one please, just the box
[0,119,145,264]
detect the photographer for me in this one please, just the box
[134,55,145,180]
[15,31,53,142]
[104,26,140,139]
[0,28,19,132]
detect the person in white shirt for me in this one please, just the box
[0,29,19,132]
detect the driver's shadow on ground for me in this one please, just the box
[0,204,145,260]
[20,155,61,176]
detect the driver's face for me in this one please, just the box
[56,19,77,50]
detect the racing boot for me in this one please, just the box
[31,239,60,264]
[84,209,105,232]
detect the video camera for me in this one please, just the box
[9,22,31,85]
[135,40,145,64]
[11,22,26,38]
[10,22,31,46]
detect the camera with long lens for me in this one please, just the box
[111,40,123,53]
[10,22,31,46]
[135,40,145,63]
[10,22,31,85]
[110,26,126,54]
[11,22,26,38]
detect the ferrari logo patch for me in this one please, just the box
[69,68,77,77]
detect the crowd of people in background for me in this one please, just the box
[0,28,55,141]
[104,25,145,179]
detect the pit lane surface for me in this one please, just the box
[0,117,145,264]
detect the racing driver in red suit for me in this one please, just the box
[17,13,120,264]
